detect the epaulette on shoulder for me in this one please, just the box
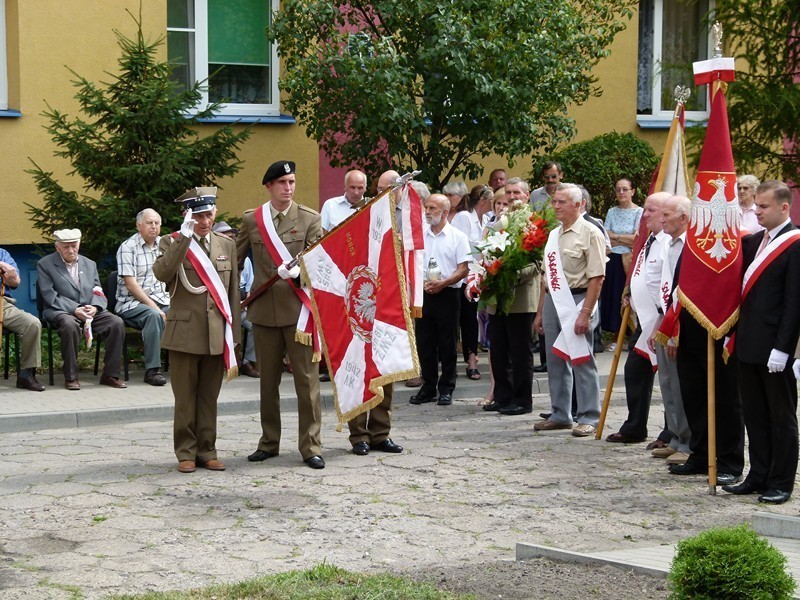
[297,204,320,216]
[242,208,255,216]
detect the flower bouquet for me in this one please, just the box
[468,200,557,315]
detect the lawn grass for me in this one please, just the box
[110,562,473,600]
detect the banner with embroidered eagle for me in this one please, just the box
[300,193,419,429]
[675,56,742,339]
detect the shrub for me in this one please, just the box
[668,524,796,599]
[532,132,659,219]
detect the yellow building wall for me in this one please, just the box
[1,2,666,244]
[0,0,320,244]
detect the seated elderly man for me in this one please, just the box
[116,208,170,386]
[1,247,44,391]
[37,229,127,390]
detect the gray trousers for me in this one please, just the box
[543,292,600,425]
[655,344,691,453]
[118,304,168,370]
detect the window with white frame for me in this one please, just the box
[637,0,714,123]
[167,0,280,117]
[0,0,8,111]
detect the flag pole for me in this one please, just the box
[707,332,717,494]
[595,305,629,439]
[242,170,421,309]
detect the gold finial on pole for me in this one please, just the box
[712,21,723,58]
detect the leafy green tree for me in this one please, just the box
[534,132,659,217]
[267,0,636,191]
[26,10,251,262]
[691,1,800,185]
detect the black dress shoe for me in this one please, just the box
[409,392,437,405]
[372,438,403,453]
[714,473,742,486]
[352,442,370,456]
[669,462,707,475]
[759,489,791,505]
[539,412,552,419]
[437,394,452,406]
[722,480,764,495]
[533,364,547,373]
[247,449,278,462]
[144,368,167,386]
[16,375,45,392]
[482,401,503,412]
[498,404,532,415]
[305,455,326,469]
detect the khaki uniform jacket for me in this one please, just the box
[153,233,240,355]
[236,201,322,328]
[487,264,541,315]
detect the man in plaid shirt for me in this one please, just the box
[116,208,170,386]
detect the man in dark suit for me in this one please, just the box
[153,187,240,473]
[37,229,126,391]
[723,180,800,504]
[237,161,326,469]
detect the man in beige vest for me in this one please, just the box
[237,161,326,469]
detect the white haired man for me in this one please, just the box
[533,183,605,436]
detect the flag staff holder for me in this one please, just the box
[242,170,421,309]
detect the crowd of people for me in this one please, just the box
[2,162,799,506]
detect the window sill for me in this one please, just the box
[0,109,22,118]
[195,113,296,124]
[637,115,708,130]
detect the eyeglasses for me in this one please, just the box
[737,186,751,190]
[615,187,631,192]
[543,174,560,180]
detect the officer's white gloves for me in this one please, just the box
[767,348,789,373]
[277,261,300,280]
[792,359,800,381]
[180,208,197,238]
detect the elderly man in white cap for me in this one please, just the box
[37,229,127,390]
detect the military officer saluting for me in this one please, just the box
[153,187,240,474]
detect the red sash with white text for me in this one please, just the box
[254,203,320,358]
[544,229,592,365]
[183,237,238,380]
[724,229,800,357]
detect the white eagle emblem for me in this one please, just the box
[690,176,741,262]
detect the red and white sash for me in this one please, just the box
[254,203,320,358]
[397,184,425,317]
[629,238,658,369]
[655,237,683,347]
[724,229,800,357]
[544,229,592,365]
[183,237,238,380]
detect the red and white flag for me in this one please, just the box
[300,193,418,429]
[675,61,742,339]
[394,183,425,317]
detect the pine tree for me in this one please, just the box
[26,9,251,262]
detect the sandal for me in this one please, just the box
[466,368,481,380]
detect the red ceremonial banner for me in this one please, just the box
[300,194,419,429]
[677,83,743,339]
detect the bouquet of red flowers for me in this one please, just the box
[468,200,557,315]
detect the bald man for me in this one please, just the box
[321,170,368,232]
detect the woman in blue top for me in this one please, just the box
[600,177,643,342]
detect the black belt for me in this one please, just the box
[546,287,587,295]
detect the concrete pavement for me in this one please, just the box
[2,348,800,599]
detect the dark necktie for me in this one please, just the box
[644,233,655,259]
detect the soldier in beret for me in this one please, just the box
[153,187,240,474]
[237,161,326,469]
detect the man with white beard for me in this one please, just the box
[409,193,470,407]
